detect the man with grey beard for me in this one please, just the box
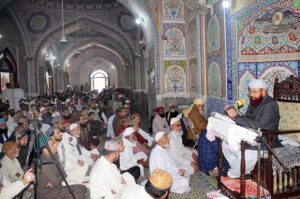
[168,117,198,176]
[149,131,190,194]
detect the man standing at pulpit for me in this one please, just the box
[224,79,280,178]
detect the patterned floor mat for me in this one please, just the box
[169,171,218,199]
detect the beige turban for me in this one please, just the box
[193,98,205,105]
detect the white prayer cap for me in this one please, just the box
[248,79,268,89]
[193,98,205,105]
[170,117,180,126]
[69,123,79,131]
[123,127,135,137]
[155,131,166,142]
[125,100,130,103]
[40,107,47,113]
[104,141,119,151]
[66,98,71,103]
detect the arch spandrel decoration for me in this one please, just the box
[0,48,17,73]
[35,19,134,65]
[0,48,18,90]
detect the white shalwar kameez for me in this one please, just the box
[119,138,145,177]
[89,156,135,199]
[58,133,91,185]
[222,142,258,178]
[168,130,195,176]
[149,145,190,194]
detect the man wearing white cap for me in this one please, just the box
[149,131,190,194]
[168,117,198,176]
[89,140,136,199]
[59,123,98,185]
[224,78,280,178]
[119,127,146,180]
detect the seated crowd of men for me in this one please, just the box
[0,89,200,199]
[0,78,281,199]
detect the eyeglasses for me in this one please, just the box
[248,89,262,94]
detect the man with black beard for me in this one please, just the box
[52,117,67,133]
[112,106,128,136]
[223,79,280,178]
[152,107,170,136]
[45,126,63,142]
[89,140,136,199]
[14,126,30,169]
[165,104,179,125]
[79,114,91,149]
[89,101,100,121]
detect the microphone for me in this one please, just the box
[225,99,245,111]
[233,99,245,110]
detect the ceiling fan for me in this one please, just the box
[263,11,291,34]
[186,0,213,16]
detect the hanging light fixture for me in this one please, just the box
[60,0,67,43]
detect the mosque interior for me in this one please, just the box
[0,0,300,117]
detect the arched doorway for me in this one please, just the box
[45,64,53,96]
[90,70,108,92]
[0,48,17,91]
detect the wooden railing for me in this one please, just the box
[217,130,300,199]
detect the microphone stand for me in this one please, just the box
[21,120,76,199]
[235,109,288,199]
